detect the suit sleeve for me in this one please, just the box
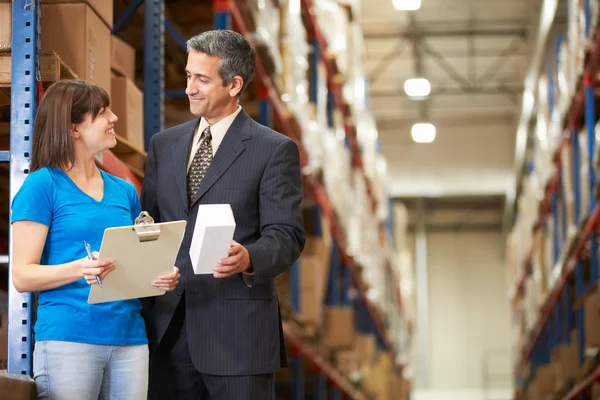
[141,135,161,223]
[245,139,306,284]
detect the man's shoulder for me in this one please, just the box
[249,118,295,148]
[150,119,198,145]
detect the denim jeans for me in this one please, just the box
[33,340,148,400]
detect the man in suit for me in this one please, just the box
[140,30,306,399]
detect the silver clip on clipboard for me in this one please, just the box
[87,211,187,304]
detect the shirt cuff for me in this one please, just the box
[241,271,254,287]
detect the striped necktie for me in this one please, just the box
[187,126,213,204]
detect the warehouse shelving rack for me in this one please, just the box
[511,1,600,398]
[5,0,410,397]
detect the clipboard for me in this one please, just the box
[88,211,187,304]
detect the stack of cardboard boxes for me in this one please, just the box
[39,0,144,151]
[0,312,38,399]
[276,210,333,334]
[522,287,600,399]
[334,332,374,377]
[0,1,10,51]
[275,208,411,395]
[361,351,408,400]
[110,35,144,152]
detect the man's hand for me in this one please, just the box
[214,241,252,278]
[152,267,180,291]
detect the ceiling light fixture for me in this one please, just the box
[393,0,421,11]
[411,123,436,143]
[404,78,431,98]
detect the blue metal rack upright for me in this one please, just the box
[7,0,40,376]
[143,0,164,152]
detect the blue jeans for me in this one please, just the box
[33,340,148,400]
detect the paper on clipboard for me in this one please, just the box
[88,212,186,304]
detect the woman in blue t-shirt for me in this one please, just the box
[10,79,180,400]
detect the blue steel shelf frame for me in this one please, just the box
[516,26,600,398]
[7,0,40,376]
[143,0,165,152]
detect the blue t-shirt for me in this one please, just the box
[11,167,147,346]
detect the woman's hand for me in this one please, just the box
[82,251,115,285]
[152,267,180,292]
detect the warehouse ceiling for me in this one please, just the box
[360,0,543,200]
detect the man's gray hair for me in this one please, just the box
[187,30,256,96]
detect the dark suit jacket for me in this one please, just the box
[140,110,306,376]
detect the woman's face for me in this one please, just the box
[73,106,118,155]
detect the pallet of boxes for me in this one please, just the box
[0,313,38,400]
[525,285,600,399]
[276,209,332,335]
[39,0,145,155]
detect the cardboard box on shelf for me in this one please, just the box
[335,349,360,375]
[0,1,10,51]
[0,333,5,370]
[111,76,144,151]
[41,4,111,98]
[0,314,6,370]
[42,0,112,29]
[584,290,600,347]
[321,307,355,349]
[299,289,322,327]
[592,383,600,400]
[111,35,136,80]
[363,351,394,400]
[527,379,540,400]
[274,265,325,329]
[0,371,37,400]
[355,333,376,364]
[552,340,578,391]
[535,365,555,398]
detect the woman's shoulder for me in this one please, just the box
[101,170,138,195]
[23,166,56,187]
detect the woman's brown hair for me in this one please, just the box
[30,79,110,172]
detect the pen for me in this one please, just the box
[83,240,103,288]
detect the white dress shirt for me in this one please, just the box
[187,105,243,172]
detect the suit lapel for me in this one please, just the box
[170,118,199,208]
[190,111,252,207]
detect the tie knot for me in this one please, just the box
[201,126,212,142]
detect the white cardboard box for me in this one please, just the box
[189,204,236,274]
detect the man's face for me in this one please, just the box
[185,51,232,120]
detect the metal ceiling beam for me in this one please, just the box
[407,223,503,233]
[363,18,530,29]
[375,113,516,130]
[420,41,471,91]
[397,195,505,210]
[409,15,430,121]
[370,86,523,98]
[367,41,406,85]
[474,37,523,86]
[364,28,528,40]
[366,48,528,59]
[468,22,476,83]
